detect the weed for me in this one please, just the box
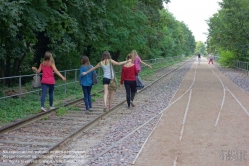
[41,116,49,120]
[56,107,67,116]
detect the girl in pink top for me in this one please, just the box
[131,50,152,73]
[32,51,66,112]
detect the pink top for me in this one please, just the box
[41,62,55,84]
[134,56,141,72]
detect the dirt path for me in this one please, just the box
[133,59,249,166]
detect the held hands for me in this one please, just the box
[82,72,87,76]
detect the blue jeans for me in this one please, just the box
[82,85,92,110]
[41,83,54,107]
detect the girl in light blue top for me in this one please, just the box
[82,51,131,111]
[79,56,97,112]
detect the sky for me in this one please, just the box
[164,0,222,42]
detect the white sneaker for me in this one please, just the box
[130,101,135,107]
[41,107,47,112]
[50,107,55,110]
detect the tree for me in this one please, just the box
[207,0,249,60]
[195,41,206,55]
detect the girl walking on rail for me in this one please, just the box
[32,51,66,112]
[131,50,152,91]
[82,51,131,111]
[131,50,152,73]
[120,53,138,108]
[79,56,97,112]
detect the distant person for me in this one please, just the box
[208,54,214,64]
[79,56,97,112]
[198,53,201,65]
[82,51,131,111]
[32,51,66,112]
[120,53,138,109]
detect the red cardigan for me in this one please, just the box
[120,65,138,84]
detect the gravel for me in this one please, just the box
[215,63,249,93]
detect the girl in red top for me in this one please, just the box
[120,54,138,108]
[32,51,66,112]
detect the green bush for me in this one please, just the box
[217,50,237,67]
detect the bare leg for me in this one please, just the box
[103,84,109,107]
[109,89,114,108]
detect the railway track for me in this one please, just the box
[0,58,194,166]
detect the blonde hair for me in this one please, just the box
[43,51,54,66]
[131,50,138,60]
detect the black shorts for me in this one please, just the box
[103,77,111,85]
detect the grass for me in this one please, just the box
[56,107,67,116]
[0,57,188,126]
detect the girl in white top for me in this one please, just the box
[82,51,131,111]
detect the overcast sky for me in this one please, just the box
[164,0,222,42]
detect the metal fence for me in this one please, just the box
[0,56,183,101]
[231,60,249,75]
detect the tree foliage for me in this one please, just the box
[207,0,249,60]
[195,41,206,55]
[0,0,195,83]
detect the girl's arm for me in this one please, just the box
[31,64,42,73]
[111,59,131,66]
[82,63,100,76]
[51,64,66,81]
[140,60,152,68]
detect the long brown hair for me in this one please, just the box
[43,51,54,66]
[81,55,90,69]
[101,51,111,65]
[126,53,133,60]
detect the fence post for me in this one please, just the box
[38,88,40,101]
[64,71,67,95]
